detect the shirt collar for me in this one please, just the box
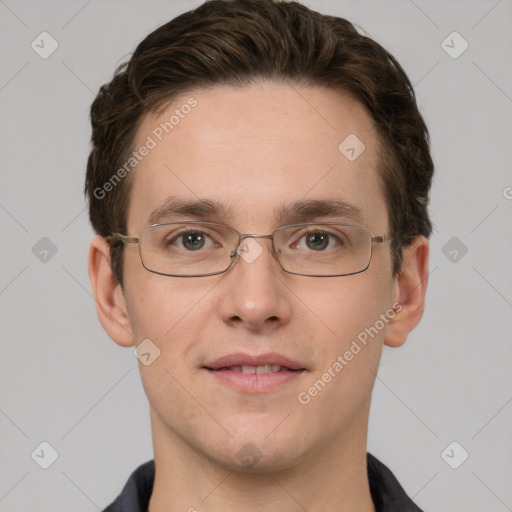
[102,453,424,512]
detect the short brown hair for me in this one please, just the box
[85,0,434,287]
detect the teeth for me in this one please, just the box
[228,364,283,374]
[213,365,295,373]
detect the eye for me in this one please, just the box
[292,229,347,251]
[166,229,217,251]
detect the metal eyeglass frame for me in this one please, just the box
[109,221,393,278]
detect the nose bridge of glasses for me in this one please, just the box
[240,233,274,241]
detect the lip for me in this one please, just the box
[202,352,308,393]
[205,368,307,393]
[203,352,306,371]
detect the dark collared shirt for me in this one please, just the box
[102,453,424,512]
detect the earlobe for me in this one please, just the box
[88,235,134,347]
[384,236,429,348]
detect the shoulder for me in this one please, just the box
[102,460,155,512]
[367,453,424,512]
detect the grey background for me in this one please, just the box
[1,0,511,510]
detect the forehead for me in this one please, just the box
[126,82,386,232]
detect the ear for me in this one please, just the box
[384,236,429,348]
[88,235,134,347]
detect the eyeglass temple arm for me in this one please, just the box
[373,234,393,244]
[108,233,139,244]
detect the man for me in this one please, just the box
[86,1,432,510]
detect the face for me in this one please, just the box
[120,82,399,471]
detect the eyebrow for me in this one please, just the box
[147,196,367,226]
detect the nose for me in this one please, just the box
[233,233,274,258]
[216,235,292,332]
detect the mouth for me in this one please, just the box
[204,364,304,374]
[203,352,307,372]
[202,353,308,393]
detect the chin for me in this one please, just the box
[206,433,305,474]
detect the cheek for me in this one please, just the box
[124,276,213,412]
[295,281,391,429]
[304,271,394,388]
[122,248,212,342]
[307,271,392,343]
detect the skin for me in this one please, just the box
[89,82,429,512]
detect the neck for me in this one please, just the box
[148,407,376,512]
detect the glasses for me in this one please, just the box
[109,221,392,278]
